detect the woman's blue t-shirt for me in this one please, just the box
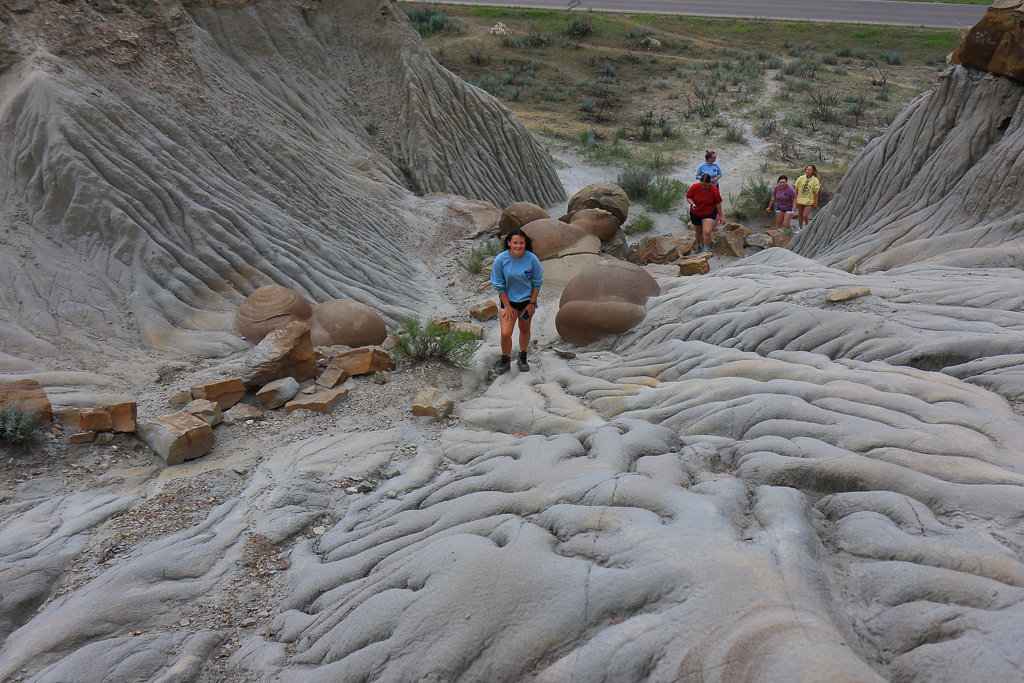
[491,250,543,303]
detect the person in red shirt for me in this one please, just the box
[686,173,724,254]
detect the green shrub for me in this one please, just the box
[724,123,746,143]
[646,177,685,212]
[730,176,774,219]
[406,7,461,36]
[388,319,482,368]
[624,212,655,234]
[1,404,39,444]
[881,51,902,65]
[617,165,655,199]
[564,14,594,38]
[838,46,853,58]
[455,246,487,274]
[579,98,596,114]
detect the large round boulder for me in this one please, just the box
[556,262,660,345]
[307,299,387,347]
[235,285,386,347]
[566,183,629,226]
[498,202,549,235]
[522,219,601,261]
[569,208,621,242]
[234,285,314,343]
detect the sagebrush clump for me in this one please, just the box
[389,319,482,368]
[1,404,39,444]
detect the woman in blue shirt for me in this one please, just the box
[490,228,543,373]
[695,150,722,187]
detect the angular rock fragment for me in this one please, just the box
[0,379,52,425]
[241,321,318,388]
[671,253,712,276]
[68,431,96,444]
[222,403,265,425]
[138,413,214,466]
[763,228,790,248]
[629,236,693,265]
[256,377,301,409]
[315,363,350,389]
[454,322,484,339]
[79,408,113,433]
[102,402,137,433]
[285,387,350,414]
[470,300,499,321]
[190,378,244,410]
[185,399,222,427]
[826,286,872,302]
[711,229,745,258]
[412,388,454,419]
[326,346,395,378]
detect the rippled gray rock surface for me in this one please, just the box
[2,4,1024,682]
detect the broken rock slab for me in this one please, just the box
[327,346,395,378]
[470,300,499,322]
[0,379,52,425]
[285,386,350,414]
[454,322,484,339]
[103,402,137,432]
[222,403,265,425]
[190,378,244,410]
[256,377,301,409]
[412,388,455,419]
[79,407,113,432]
[826,286,872,302]
[184,399,222,427]
[241,321,318,388]
[671,253,712,276]
[138,413,214,466]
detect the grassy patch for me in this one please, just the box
[388,319,482,368]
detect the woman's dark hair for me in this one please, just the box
[777,174,788,182]
[504,227,534,253]
[700,173,712,183]
[705,150,716,161]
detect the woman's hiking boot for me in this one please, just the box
[517,351,529,372]
[496,355,511,374]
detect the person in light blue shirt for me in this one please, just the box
[490,227,543,374]
[695,150,722,186]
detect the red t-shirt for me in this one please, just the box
[687,183,722,217]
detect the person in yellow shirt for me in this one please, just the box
[794,164,820,232]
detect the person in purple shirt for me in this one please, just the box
[766,174,798,230]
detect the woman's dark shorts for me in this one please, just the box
[690,209,718,225]
[499,300,531,311]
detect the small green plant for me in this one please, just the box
[388,319,482,368]
[455,246,486,274]
[724,123,746,143]
[624,212,655,234]
[1,404,39,444]
[483,236,503,256]
[406,6,461,37]
[881,51,902,65]
[564,14,594,38]
[730,176,774,219]
[646,177,685,212]
[617,165,655,199]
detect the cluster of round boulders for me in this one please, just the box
[235,285,386,348]
[498,202,549,235]
[497,183,630,264]
[555,261,660,345]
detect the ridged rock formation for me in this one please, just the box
[0,0,563,360]
[794,62,1024,271]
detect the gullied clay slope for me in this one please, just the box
[0,0,563,359]
[793,64,1024,272]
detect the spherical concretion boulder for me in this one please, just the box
[556,261,660,345]
[555,300,648,345]
[522,219,601,261]
[952,2,1024,82]
[308,299,388,348]
[559,261,660,307]
[569,208,621,242]
[235,285,314,343]
[566,183,629,226]
[498,202,549,235]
